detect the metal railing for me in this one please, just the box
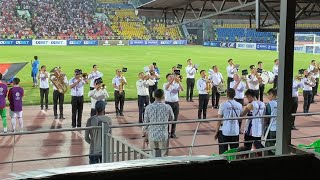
[1,112,320,169]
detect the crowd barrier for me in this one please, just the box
[0,40,187,46]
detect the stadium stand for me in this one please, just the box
[147,18,183,40]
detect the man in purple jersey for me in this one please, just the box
[0,73,8,133]
[8,78,24,132]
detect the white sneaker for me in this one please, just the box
[3,127,7,133]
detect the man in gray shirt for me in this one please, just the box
[85,100,112,164]
[143,89,174,157]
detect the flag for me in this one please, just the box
[0,62,28,82]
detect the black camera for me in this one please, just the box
[94,78,103,85]
[298,69,305,75]
[242,69,248,76]
[177,64,182,69]
[174,69,181,75]
[257,68,263,74]
[122,67,127,72]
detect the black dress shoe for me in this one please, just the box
[59,116,66,120]
[190,100,194,102]
[292,126,298,130]
[120,113,124,116]
[116,113,119,116]
[54,116,58,120]
[170,134,177,138]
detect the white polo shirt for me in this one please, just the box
[273,65,278,76]
[163,82,180,102]
[88,71,103,88]
[136,79,149,96]
[218,100,242,136]
[185,65,196,78]
[227,65,238,78]
[292,79,302,97]
[112,76,127,91]
[197,78,209,94]
[209,72,223,86]
[39,72,49,89]
[247,74,259,90]
[88,88,109,109]
[69,77,85,96]
[302,77,313,91]
[230,80,246,99]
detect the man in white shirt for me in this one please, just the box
[197,70,212,119]
[264,88,277,153]
[146,64,160,103]
[51,67,68,120]
[69,69,89,128]
[226,59,238,89]
[308,60,319,103]
[209,65,223,109]
[185,59,197,102]
[38,65,49,111]
[112,69,127,116]
[88,64,103,90]
[291,75,303,130]
[163,73,183,138]
[214,88,242,154]
[257,61,265,101]
[143,89,174,157]
[240,89,265,149]
[302,70,315,113]
[247,65,261,100]
[136,72,150,123]
[230,74,248,106]
[88,78,109,117]
[273,59,279,88]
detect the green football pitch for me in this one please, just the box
[0,46,318,105]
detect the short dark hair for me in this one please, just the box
[227,88,235,99]
[41,65,46,69]
[187,59,191,63]
[245,89,256,97]
[166,73,172,79]
[267,88,277,96]
[228,59,233,62]
[34,56,38,60]
[13,78,20,85]
[250,65,255,69]
[311,60,316,63]
[154,89,164,99]
[274,59,278,62]
[93,64,97,68]
[0,73,2,80]
[200,70,205,74]
[258,61,262,65]
[212,65,216,69]
[153,62,156,66]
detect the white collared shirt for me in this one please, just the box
[197,78,210,94]
[69,77,85,96]
[112,76,127,91]
[88,71,103,88]
[302,77,313,91]
[51,75,68,91]
[88,88,109,109]
[247,74,259,90]
[163,82,180,102]
[39,72,49,89]
[273,65,278,76]
[146,71,159,84]
[308,65,319,78]
[209,72,223,86]
[227,65,238,78]
[292,79,303,97]
[218,100,242,136]
[185,65,196,78]
[230,80,246,99]
[136,79,149,96]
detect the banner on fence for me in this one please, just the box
[99,40,128,46]
[220,42,236,48]
[0,40,32,46]
[256,43,277,51]
[67,40,98,46]
[32,40,67,46]
[236,42,257,50]
[129,40,187,46]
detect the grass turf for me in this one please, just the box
[0,46,318,105]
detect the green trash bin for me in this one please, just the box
[298,139,320,153]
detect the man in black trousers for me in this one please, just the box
[185,59,197,102]
[197,70,211,119]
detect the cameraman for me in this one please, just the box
[88,78,109,117]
